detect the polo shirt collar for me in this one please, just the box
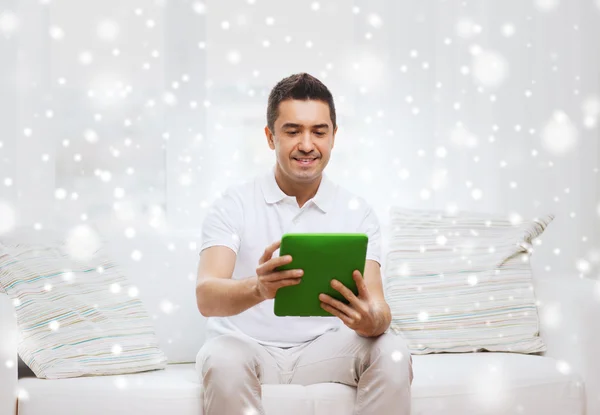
[262,165,334,213]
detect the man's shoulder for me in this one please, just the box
[212,174,263,212]
[220,173,263,196]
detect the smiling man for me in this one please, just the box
[195,73,413,415]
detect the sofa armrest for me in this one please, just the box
[0,291,18,415]
[534,274,600,415]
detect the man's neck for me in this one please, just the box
[274,166,322,208]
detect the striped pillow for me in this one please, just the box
[384,207,554,355]
[0,228,167,379]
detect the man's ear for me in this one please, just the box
[264,125,275,150]
[331,125,338,150]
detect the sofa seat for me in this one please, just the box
[16,352,585,415]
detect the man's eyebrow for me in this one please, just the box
[280,123,330,129]
[281,123,302,129]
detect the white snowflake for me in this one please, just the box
[131,250,143,261]
[456,18,480,39]
[391,350,404,362]
[430,169,448,190]
[508,212,523,225]
[0,202,16,234]
[227,50,241,65]
[348,198,360,210]
[575,258,591,274]
[501,23,516,37]
[113,376,128,389]
[541,111,578,155]
[582,96,600,117]
[472,50,509,88]
[367,13,383,28]
[540,302,562,329]
[65,225,101,261]
[84,129,99,144]
[114,188,125,199]
[192,2,206,14]
[471,188,483,200]
[450,123,478,148]
[535,0,560,12]
[78,51,94,65]
[160,300,174,314]
[0,11,19,36]
[17,388,29,400]
[555,360,571,375]
[97,19,119,41]
[244,407,259,415]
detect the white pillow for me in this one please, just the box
[0,226,167,379]
[384,207,554,355]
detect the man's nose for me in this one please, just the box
[298,133,314,151]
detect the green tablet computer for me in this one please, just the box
[274,233,368,317]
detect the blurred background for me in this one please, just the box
[0,0,599,279]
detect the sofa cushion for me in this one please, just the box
[411,352,584,414]
[385,207,553,354]
[0,226,167,379]
[16,353,584,415]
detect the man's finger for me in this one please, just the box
[353,270,369,299]
[262,269,303,282]
[329,279,360,308]
[319,293,359,321]
[258,240,281,265]
[268,254,294,270]
[257,255,293,276]
[320,302,354,325]
[273,278,302,288]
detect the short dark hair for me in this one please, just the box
[266,73,336,132]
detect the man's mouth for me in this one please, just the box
[293,157,317,166]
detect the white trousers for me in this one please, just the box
[195,326,413,415]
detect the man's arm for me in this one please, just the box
[362,259,392,336]
[195,246,263,317]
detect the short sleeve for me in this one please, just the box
[200,188,243,255]
[359,204,382,265]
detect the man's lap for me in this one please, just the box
[196,328,412,387]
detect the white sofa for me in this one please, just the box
[1,231,599,415]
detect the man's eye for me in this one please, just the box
[314,132,325,136]
[287,131,298,135]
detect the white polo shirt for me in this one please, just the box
[200,165,382,347]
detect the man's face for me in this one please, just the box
[265,99,337,183]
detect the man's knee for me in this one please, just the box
[196,334,259,380]
[372,333,414,385]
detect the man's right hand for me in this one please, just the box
[254,240,304,300]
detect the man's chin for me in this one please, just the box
[290,166,321,180]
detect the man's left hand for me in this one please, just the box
[319,270,383,337]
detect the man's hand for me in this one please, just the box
[254,240,304,300]
[319,270,388,337]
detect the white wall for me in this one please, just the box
[0,0,599,279]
